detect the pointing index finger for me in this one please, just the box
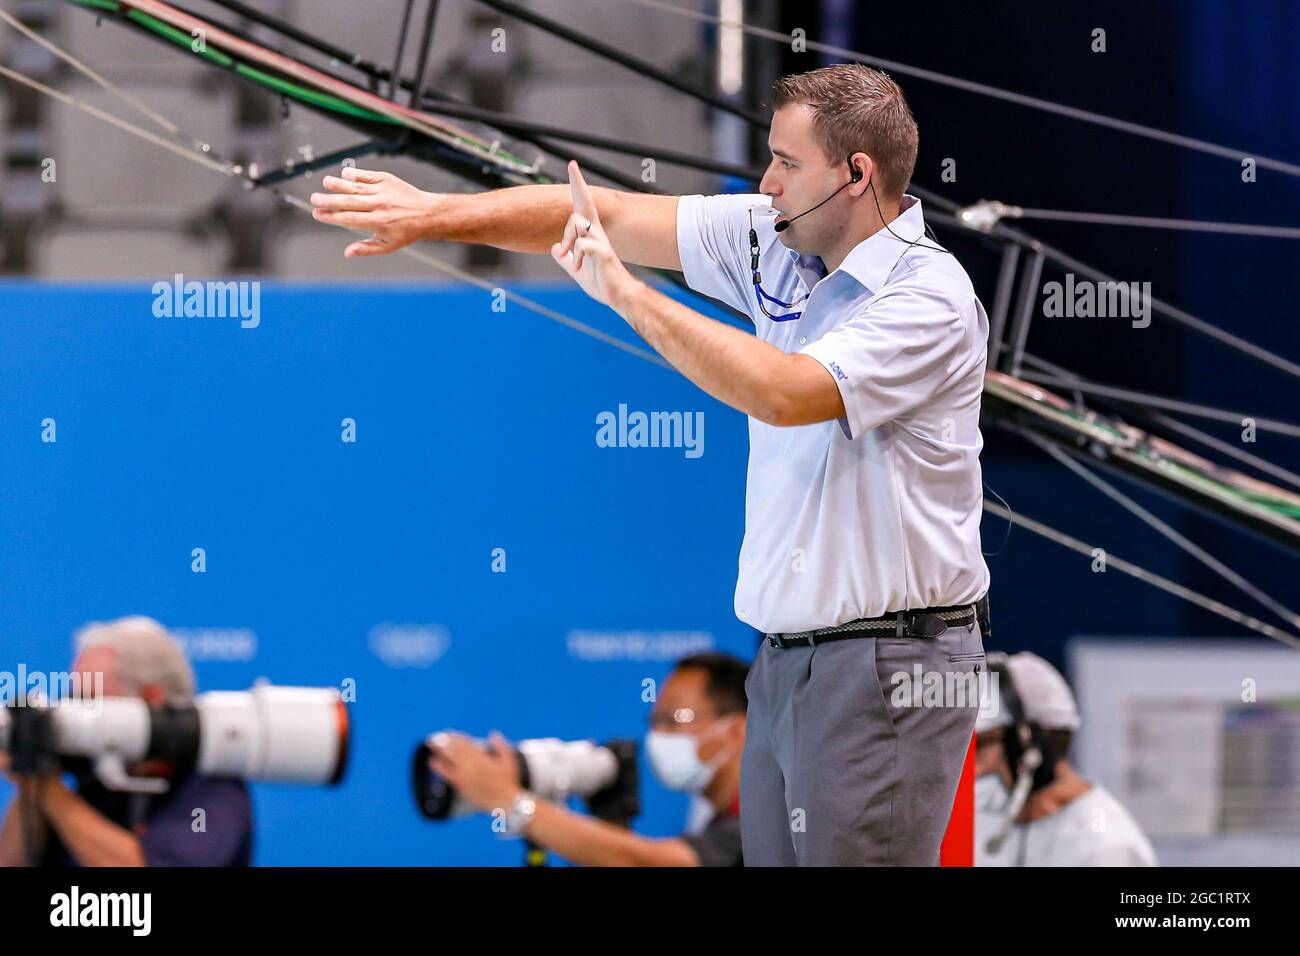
[568,160,597,221]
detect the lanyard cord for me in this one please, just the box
[748,207,810,321]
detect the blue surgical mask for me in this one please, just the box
[645,718,735,793]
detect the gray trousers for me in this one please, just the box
[741,620,985,866]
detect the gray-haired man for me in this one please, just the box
[0,616,255,867]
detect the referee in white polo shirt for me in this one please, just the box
[313,63,990,866]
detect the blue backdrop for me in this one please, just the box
[0,270,1262,865]
[0,279,758,865]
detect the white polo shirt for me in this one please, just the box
[676,192,990,633]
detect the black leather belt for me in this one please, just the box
[765,594,991,648]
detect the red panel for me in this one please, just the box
[940,731,976,866]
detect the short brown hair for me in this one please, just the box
[772,64,919,200]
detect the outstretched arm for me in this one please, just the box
[310,166,681,270]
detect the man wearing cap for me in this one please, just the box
[975,651,1157,866]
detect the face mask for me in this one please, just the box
[975,772,1010,814]
[646,718,735,794]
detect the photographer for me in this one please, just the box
[428,652,746,866]
[0,616,254,867]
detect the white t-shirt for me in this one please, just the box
[676,193,991,633]
[976,782,1159,867]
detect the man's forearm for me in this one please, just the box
[0,799,30,866]
[612,280,837,426]
[432,184,621,255]
[523,798,697,867]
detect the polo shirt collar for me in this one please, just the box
[829,194,927,293]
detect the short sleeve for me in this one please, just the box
[139,776,254,867]
[800,275,969,440]
[676,193,767,316]
[681,813,743,867]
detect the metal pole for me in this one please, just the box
[386,0,416,101]
[466,0,771,127]
[408,0,441,108]
[1005,248,1044,376]
[987,243,1021,369]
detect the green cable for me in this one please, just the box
[234,62,400,124]
[70,0,545,173]
[121,6,397,123]
[125,9,232,67]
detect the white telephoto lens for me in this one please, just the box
[196,686,348,784]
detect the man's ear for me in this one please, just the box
[140,685,167,706]
[848,152,874,196]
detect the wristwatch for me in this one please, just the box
[503,789,538,836]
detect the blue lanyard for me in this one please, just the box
[752,283,808,322]
[748,206,809,323]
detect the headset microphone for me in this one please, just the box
[773,161,862,234]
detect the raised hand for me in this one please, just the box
[550,161,637,308]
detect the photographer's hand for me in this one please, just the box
[427,732,704,866]
[427,731,523,814]
[39,778,147,867]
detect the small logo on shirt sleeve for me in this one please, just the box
[828,361,848,382]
